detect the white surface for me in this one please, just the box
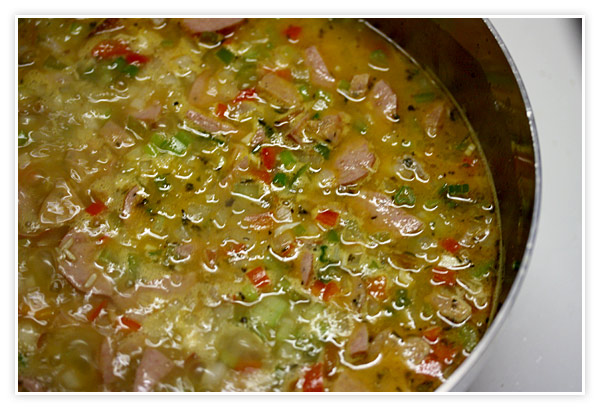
[468,18,583,392]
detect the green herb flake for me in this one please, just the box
[369,49,388,67]
[272,172,287,187]
[394,288,411,309]
[314,143,330,160]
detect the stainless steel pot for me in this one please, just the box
[364,18,541,391]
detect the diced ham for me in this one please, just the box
[310,114,344,146]
[304,46,335,88]
[423,101,447,138]
[298,249,313,285]
[99,120,135,149]
[333,139,375,185]
[257,72,301,108]
[250,126,266,149]
[346,322,369,357]
[368,80,397,120]
[425,288,472,324]
[186,109,237,134]
[331,372,367,392]
[188,71,215,108]
[348,190,423,237]
[133,348,174,392]
[181,18,244,34]
[38,179,83,227]
[57,230,113,297]
[349,73,369,98]
[174,242,195,260]
[99,338,116,384]
[19,377,46,392]
[121,185,141,219]
[131,103,161,122]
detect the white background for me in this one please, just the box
[468,18,583,392]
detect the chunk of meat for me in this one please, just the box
[186,109,237,134]
[309,114,344,146]
[131,103,161,122]
[425,287,472,324]
[99,120,135,149]
[423,101,447,138]
[304,46,335,88]
[250,126,266,149]
[333,139,375,185]
[331,372,367,392]
[133,348,174,392]
[188,71,216,108]
[298,249,313,285]
[57,230,113,296]
[402,336,432,366]
[65,144,115,185]
[349,73,369,98]
[367,80,397,120]
[348,191,423,237]
[99,337,116,384]
[38,179,83,227]
[19,377,46,392]
[121,185,141,219]
[257,72,301,108]
[181,18,244,34]
[346,323,369,357]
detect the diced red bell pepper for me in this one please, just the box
[366,275,387,300]
[246,266,271,289]
[232,88,258,104]
[311,280,339,302]
[121,316,141,331]
[260,146,280,171]
[302,363,324,392]
[91,39,149,65]
[249,168,273,184]
[85,200,107,216]
[440,237,461,254]
[215,103,228,118]
[87,299,108,322]
[284,25,302,41]
[423,326,442,343]
[315,209,339,227]
[432,266,456,286]
[432,343,458,364]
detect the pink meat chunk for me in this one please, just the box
[188,71,215,108]
[310,113,344,146]
[257,72,301,108]
[133,348,174,392]
[368,80,397,120]
[57,230,113,297]
[131,103,161,122]
[346,322,369,357]
[121,185,141,219]
[299,249,313,286]
[99,338,116,384]
[186,109,237,134]
[304,46,335,88]
[349,73,369,98]
[349,190,423,237]
[99,120,135,149]
[333,139,376,185]
[423,101,447,138]
[181,18,244,34]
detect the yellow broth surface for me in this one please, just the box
[18,18,501,392]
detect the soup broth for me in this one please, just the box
[18,18,501,392]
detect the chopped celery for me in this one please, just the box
[240,283,259,302]
[338,79,350,90]
[369,49,388,67]
[413,92,436,103]
[458,323,479,352]
[251,296,288,328]
[279,150,296,166]
[216,47,235,65]
[472,261,493,279]
[298,84,311,101]
[276,317,296,343]
[394,288,411,309]
[289,164,309,189]
[326,230,340,243]
[293,224,306,236]
[394,186,416,206]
